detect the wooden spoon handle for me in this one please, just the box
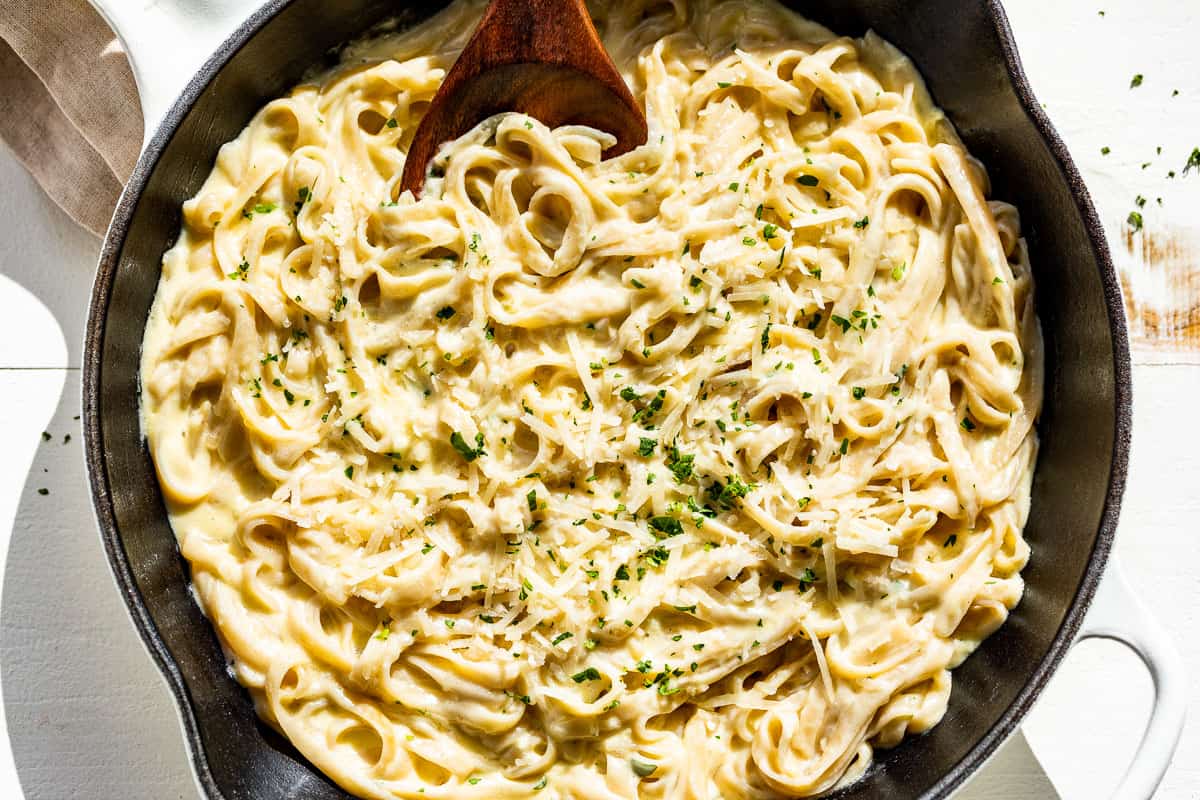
[470,0,618,71]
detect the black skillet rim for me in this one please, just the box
[82,0,1133,796]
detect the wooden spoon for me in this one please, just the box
[399,0,648,196]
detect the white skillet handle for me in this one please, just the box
[87,0,257,145]
[1074,559,1186,799]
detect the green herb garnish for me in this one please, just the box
[572,667,601,683]
[649,516,683,538]
[293,186,311,216]
[666,445,694,483]
[450,431,486,461]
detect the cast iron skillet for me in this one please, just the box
[84,0,1134,797]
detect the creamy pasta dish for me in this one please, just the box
[141,0,1043,796]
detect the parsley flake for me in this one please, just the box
[450,431,486,461]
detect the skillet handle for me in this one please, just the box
[1072,559,1186,799]
[86,0,255,146]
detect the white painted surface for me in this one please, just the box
[88,0,254,142]
[1,0,1197,797]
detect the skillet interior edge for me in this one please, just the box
[83,0,1132,797]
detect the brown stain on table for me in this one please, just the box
[1119,225,1200,351]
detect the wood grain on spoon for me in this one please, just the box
[400,0,648,197]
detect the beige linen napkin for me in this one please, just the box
[0,0,143,236]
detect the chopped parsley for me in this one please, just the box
[798,568,818,592]
[648,516,684,538]
[572,667,601,683]
[1185,147,1200,176]
[643,546,670,567]
[638,437,657,457]
[293,186,311,216]
[227,259,249,281]
[450,431,486,461]
[435,306,456,320]
[707,474,752,509]
[1130,73,1144,89]
[248,202,276,216]
[631,389,667,424]
[797,174,819,187]
[666,445,694,482]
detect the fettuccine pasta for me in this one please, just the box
[140,0,1043,796]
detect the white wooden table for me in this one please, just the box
[0,1,1197,797]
